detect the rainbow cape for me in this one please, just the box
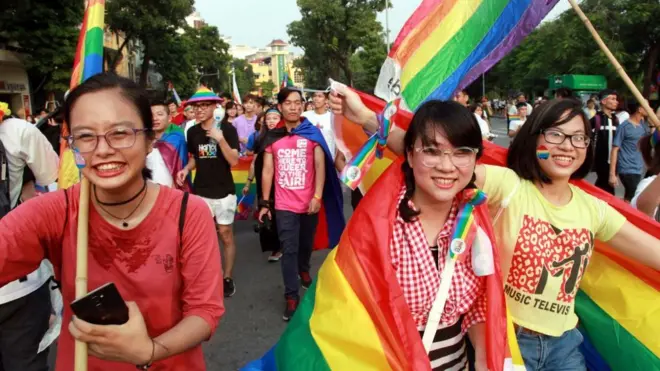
[375,0,559,111]
[232,157,257,221]
[58,0,105,189]
[244,158,510,371]
[337,92,660,370]
[157,127,189,191]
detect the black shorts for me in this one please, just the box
[619,173,643,201]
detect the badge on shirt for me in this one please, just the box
[450,238,467,260]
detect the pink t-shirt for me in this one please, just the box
[0,185,224,371]
[266,135,319,213]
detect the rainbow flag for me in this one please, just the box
[337,91,660,370]
[58,0,105,189]
[232,67,243,105]
[244,158,510,371]
[280,72,295,89]
[232,157,256,221]
[375,0,559,111]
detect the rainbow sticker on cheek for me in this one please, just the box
[537,145,550,160]
[73,148,86,169]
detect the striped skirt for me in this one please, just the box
[419,316,467,371]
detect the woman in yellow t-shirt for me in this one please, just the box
[329,90,660,370]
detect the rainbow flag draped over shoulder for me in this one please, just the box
[58,0,105,189]
[337,92,660,370]
[244,158,510,371]
[375,0,559,111]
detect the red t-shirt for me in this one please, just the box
[0,184,224,371]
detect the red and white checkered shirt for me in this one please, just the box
[390,186,487,333]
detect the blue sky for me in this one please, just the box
[196,0,572,51]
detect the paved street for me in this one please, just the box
[48,117,623,371]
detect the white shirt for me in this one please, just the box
[302,110,337,160]
[184,120,197,141]
[631,176,658,220]
[0,118,59,208]
[474,113,490,137]
[508,102,533,116]
[0,119,59,303]
[509,118,526,133]
[146,148,174,187]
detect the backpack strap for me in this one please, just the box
[179,192,189,248]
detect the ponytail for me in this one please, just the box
[398,161,421,222]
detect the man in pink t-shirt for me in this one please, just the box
[258,89,325,322]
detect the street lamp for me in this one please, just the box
[198,69,220,85]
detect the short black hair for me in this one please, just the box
[277,88,303,105]
[150,100,169,112]
[508,98,593,184]
[166,99,177,106]
[599,89,617,101]
[554,88,573,98]
[220,92,232,100]
[243,94,258,103]
[64,73,155,179]
[516,102,528,109]
[400,100,483,222]
[626,101,641,114]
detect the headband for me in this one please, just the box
[265,108,281,116]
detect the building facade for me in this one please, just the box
[0,49,32,116]
[246,39,304,97]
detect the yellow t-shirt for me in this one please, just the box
[483,165,626,336]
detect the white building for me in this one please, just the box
[0,49,31,116]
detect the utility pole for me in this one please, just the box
[385,0,391,53]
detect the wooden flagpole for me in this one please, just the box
[567,0,660,128]
[75,177,90,371]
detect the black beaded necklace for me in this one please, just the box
[94,181,148,228]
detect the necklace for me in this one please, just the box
[94,179,147,206]
[95,184,149,228]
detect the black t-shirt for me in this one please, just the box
[590,112,620,173]
[187,122,240,199]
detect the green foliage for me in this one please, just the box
[0,0,82,93]
[227,58,256,99]
[288,0,389,88]
[259,80,276,99]
[487,0,660,99]
[350,37,388,93]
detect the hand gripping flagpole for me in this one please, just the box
[567,0,660,128]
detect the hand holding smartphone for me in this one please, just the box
[70,283,129,325]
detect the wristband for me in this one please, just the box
[313,194,322,201]
[247,178,254,182]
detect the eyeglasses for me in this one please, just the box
[541,130,591,149]
[192,103,214,111]
[68,128,149,153]
[414,147,479,168]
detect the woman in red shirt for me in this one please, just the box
[0,73,224,370]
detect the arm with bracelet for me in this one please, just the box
[258,152,274,222]
[308,146,325,214]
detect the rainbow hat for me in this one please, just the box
[186,87,222,105]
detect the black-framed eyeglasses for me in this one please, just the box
[67,128,150,153]
[414,147,479,168]
[192,103,214,111]
[541,129,591,149]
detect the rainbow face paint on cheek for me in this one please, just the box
[537,145,550,160]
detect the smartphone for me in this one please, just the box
[70,282,129,325]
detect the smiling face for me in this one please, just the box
[69,88,151,192]
[536,112,589,182]
[406,127,476,203]
[226,105,237,118]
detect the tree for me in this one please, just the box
[187,25,231,93]
[487,0,659,100]
[226,58,256,98]
[350,37,388,93]
[288,0,389,87]
[259,81,276,99]
[106,0,194,86]
[0,0,82,93]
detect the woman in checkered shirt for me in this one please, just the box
[389,100,491,371]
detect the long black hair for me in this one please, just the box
[399,100,484,222]
[507,98,593,184]
[221,101,237,125]
[63,73,155,179]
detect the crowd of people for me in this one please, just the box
[0,71,659,371]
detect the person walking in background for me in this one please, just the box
[591,89,620,195]
[177,87,240,298]
[233,95,258,153]
[609,101,651,202]
[632,129,660,221]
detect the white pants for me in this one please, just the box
[201,194,237,225]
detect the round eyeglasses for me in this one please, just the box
[68,128,150,153]
[414,147,479,168]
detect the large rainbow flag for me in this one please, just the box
[232,157,257,221]
[244,156,510,371]
[375,0,559,111]
[336,92,660,371]
[58,0,105,189]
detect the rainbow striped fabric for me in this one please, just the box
[244,159,510,371]
[232,157,256,221]
[375,0,559,111]
[58,0,105,189]
[337,92,660,371]
[186,86,222,104]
